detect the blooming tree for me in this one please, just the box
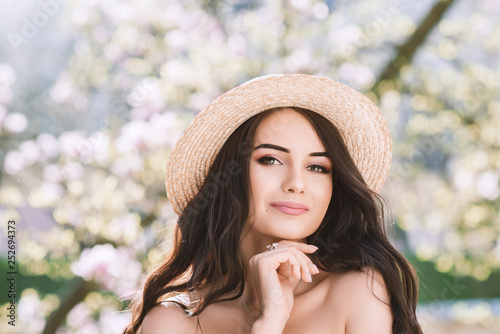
[0,0,499,332]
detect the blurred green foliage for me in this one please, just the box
[0,257,68,305]
[407,255,500,303]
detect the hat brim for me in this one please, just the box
[165,74,392,215]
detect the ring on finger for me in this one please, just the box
[266,242,279,251]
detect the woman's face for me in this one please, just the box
[247,108,333,241]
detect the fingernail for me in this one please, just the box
[313,265,319,274]
[308,273,312,282]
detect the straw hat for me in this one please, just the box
[165,74,391,215]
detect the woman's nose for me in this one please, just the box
[282,166,305,193]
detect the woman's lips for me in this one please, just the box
[270,201,309,216]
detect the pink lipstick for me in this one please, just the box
[270,201,309,216]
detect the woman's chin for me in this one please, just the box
[263,230,311,242]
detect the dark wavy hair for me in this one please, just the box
[124,107,422,333]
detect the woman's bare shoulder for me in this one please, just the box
[328,268,390,302]
[325,268,393,333]
[141,302,198,334]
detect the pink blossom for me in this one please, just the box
[0,63,16,86]
[99,308,130,334]
[476,170,500,200]
[61,162,84,181]
[43,165,63,182]
[37,133,61,158]
[18,293,45,333]
[88,131,110,164]
[19,140,41,166]
[0,87,13,105]
[4,151,25,174]
[3,112,28,133]
[40,182,64,200]
[50,74,75,104]
[115,120,150,153]
[110,155,143,177]
[339,62,375,89]
[59,131,90,158]
[71,244,142,296]
[66,303,96,332]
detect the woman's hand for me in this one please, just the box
[248,241,319,333]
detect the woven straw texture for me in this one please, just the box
[165,74,392,215]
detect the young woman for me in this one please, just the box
[123,74,422,333]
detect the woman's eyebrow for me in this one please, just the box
[254,143,328,157]
[310,152,329,157]
[254,143,289,152]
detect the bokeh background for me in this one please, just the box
[0,0,499,333]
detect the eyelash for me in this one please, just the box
[307,165,330,174]
[257,156,281,165]
[257,156,330,174]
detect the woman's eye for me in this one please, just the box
[307,164,329,173]
[257,156,281,165]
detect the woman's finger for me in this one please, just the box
[260,246,313,283]
[276,240,318,254]
[269,241,320,278]
[279,247,313,282]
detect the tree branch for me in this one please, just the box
[374,0,458,91]
[43,277,97,334]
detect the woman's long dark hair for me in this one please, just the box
[124,107,422,333]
